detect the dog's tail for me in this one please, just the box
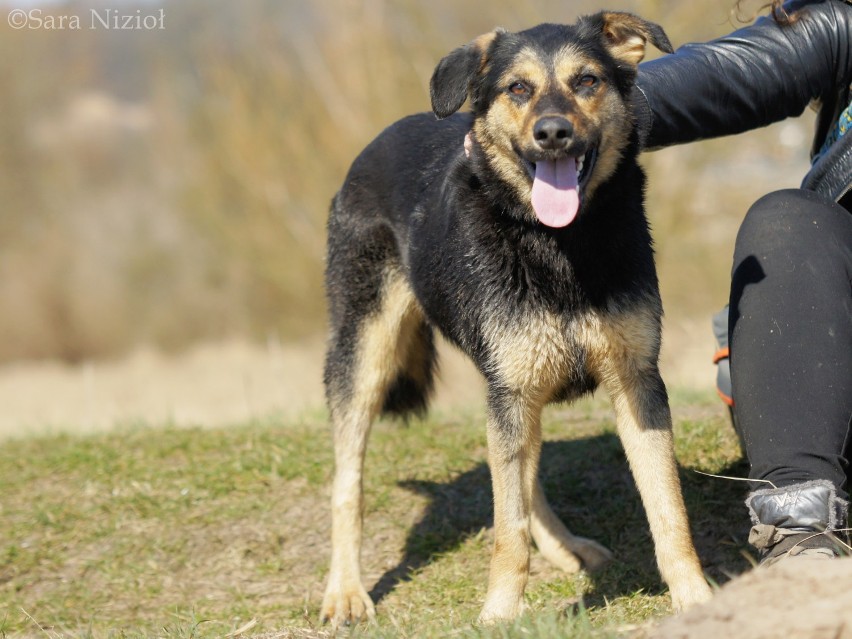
[381,321,437,419]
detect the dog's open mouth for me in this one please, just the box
[521,148,597,228]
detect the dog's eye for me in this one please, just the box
[508,82,528,96]
[578,75,598,88]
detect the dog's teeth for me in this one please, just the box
[576,158,584,173]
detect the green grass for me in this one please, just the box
[0,393,749,638]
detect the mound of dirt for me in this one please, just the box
[647,557,852,639]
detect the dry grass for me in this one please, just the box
[0,390,749,638]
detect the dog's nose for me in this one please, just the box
[533,116,573,150]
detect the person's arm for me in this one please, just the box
[634,0,852,150]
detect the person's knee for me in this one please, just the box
[730,189,850,322]
[735,189,845,260]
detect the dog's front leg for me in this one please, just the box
[479,393,542,624]
[604,357,712,611]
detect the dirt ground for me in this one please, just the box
[0,316,716,440]
[645,557,852,639]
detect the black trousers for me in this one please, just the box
[729,188,852,499]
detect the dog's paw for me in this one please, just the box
[477,583,528,625]
[669,578,713,612]
[537,534,613,574]
[477,599,526,625]
[572,537,614,572]
[320,583,376,627]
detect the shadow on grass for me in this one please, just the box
[369,433,752,607]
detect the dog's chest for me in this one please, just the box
[482,309,603,398]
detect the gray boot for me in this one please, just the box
[746,480,850,566]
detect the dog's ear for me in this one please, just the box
[430,29,503,119]
[596,12,673,66]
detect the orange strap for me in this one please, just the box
[716,387,734,407]
[712,346,730,364]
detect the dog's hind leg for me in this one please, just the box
[531,481,613,573]
[321,259,430,626]
[598,307,712,612]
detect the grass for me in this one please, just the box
[0,391,750,638]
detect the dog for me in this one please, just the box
[320,11,712,625]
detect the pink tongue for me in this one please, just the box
[530,158,579,227]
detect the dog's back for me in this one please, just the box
[324,113,473,420]
[331,112,470,239]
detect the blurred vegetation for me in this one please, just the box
[0,0,813,362]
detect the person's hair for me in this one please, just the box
[734,0,799,24]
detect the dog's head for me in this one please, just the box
[430,12,672,228]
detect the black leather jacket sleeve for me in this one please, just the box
[634,0,852,157]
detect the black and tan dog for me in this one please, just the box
[321,11,712,625]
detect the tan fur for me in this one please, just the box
[473,48,553,204]
[602,12,656,66]
[472,118,528,198]
[581,110,632,200]
[497,46,550,89]
[478,312,566,621]
[552,45,600,81]
[480,402,541,622]
[472,81,537,201]
[594,306,710,611]
[484,311,571,403]
[324,283,710,626]
[321,271,425,627]
[472,29,503,75]
[531,480,613,572]
[476,302,710,621]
